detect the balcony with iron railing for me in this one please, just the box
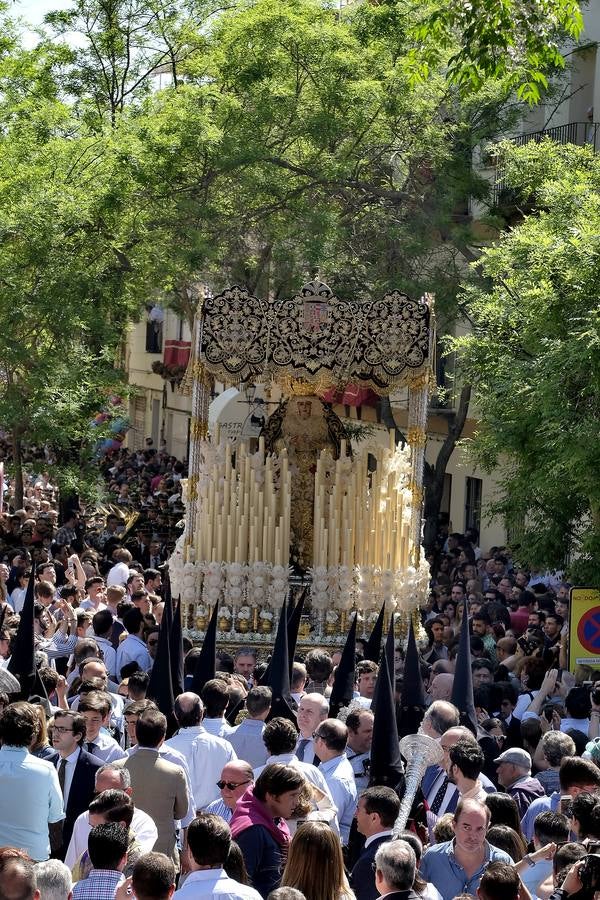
[493,120,600,206]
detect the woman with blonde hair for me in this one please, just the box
[281,820,355,900]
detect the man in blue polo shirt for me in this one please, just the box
[0,702,64,861]
[420,797,512,900]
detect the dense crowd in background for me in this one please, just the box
[0,443,599,900]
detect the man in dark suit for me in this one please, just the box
[373,839,421,900]
[126,527,152,569]
[51,709,103,859]
[351,786,400,900]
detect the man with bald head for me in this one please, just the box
[427,725,496,821]
[314,718,357,844]
[430,659,454,677]
[295,692,329,763]
[204,760,255,822]
[420,700,461,822]
[164,692,237,811]
[70,658,125,736]
[428,673,454,702]
[420,700,459,741]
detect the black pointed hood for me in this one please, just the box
[168,574,184,698]
[329,613,357,719]
[369,645,404,791]
[266,598,296,723]
[190,601,218,695]
[372,612,396,718]
[385,612,396,683]
[364,602,385,662]
[398,618,427,737]
[147,595,176,733]
[450,597,477,734]
[7,567,36,695]
[287,588,307,679]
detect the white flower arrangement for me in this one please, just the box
[168,535,186,598]
[326,609,339,624]
[267,564,290,610]
[196,604,208,617]
[259,609,273,621]
[309,565,329,610]
[237,606,251,620]
[218,606,232,618]
[334,565,356,611]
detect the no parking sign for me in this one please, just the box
[569,587,600,670]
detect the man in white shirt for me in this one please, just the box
[290,663,307,705]
[294,693,329,763]
[106,549,134,588]
[79,577,108,613]
[65,763,157,870]
[69,659,125,738]
[448,740,488,803]
[313,718,358,844]
[79,693,126,763]
[91,609,118,680]
[164,692,237,811]
[346,707,374,793]
[116,608,152,678]
[228,686,270,769]
[175,813,261,900]
[254,717,337,811]
[200,679,235,737]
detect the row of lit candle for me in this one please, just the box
[312,431,413,569]
[195,434,291,566]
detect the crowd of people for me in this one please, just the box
[0,449,599,900]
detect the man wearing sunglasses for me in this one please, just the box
[205,762,255,823]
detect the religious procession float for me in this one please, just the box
[168,279,434,645]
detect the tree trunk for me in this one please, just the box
[422,383,472,551]
[379,386,472,552]
[12,432,23,509]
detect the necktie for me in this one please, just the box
[430,775,449,815]
[296,738,309,760]
[58,758,66,795]
[87,741,97,755]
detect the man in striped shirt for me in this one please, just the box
[205,761,254,823]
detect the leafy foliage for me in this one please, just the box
[453,140,600,583]
[2,0,570,507]
[411,0,584,105]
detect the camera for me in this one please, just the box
[579,854,600,893]
[592,687,600,707]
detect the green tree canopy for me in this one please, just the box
[412,0,584,104]
[453,140,600,582]
[0,34,145,502]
